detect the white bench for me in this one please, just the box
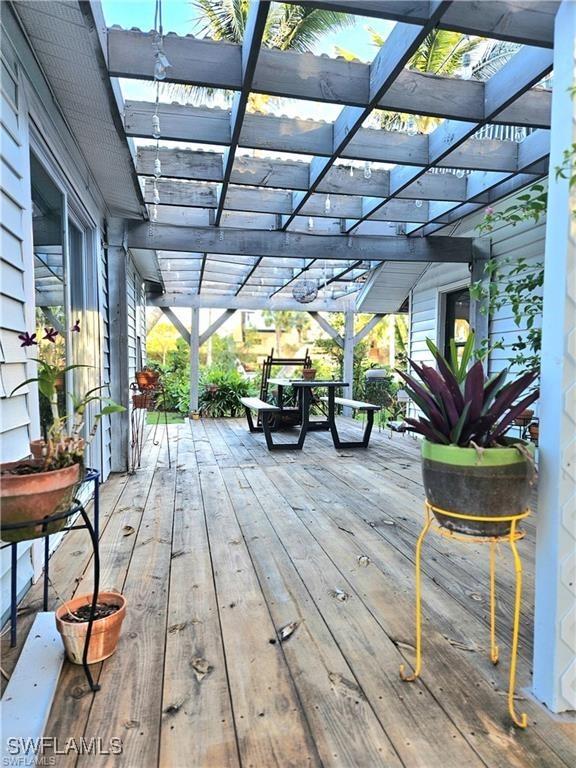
[240,397,304,451]
[320,395,380,448]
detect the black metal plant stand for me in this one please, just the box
[1,468,102,693]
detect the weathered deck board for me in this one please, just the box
[3,419,574,768]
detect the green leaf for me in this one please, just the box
[100,404,126,415]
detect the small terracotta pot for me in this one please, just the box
[55,592,127,665]
[136,370,160,391]
[30,437,85,461]
[1,461,81,543]
[302,368,316,381]
[190,411,201,421]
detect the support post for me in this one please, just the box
[107,218,130,472]
[532,0,576,714]
[343,310,355,417]
[470,238,491,350]
[189,307,200,415]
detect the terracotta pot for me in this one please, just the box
[302,368,316,381]
[136,370,159,391]
[0,460,81,543]
[190,411,201,420]
[132,393,153,409]
[56,592,127,665]
[528,423,539,444]
[513,408,534,428]
[30,437,85,461]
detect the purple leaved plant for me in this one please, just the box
[398,340,539,447]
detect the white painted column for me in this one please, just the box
[190,307,200,415]
[533,0,576,714]
[343,310,355,417]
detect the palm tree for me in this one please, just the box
[169,1,353,105]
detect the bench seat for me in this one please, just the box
[321,396,380,411]
[240,397,280,412]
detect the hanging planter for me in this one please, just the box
[0,460,81,543]
[136,369,160,391]
[132,392,154,409]
[400,333,539,538]
[56,592,127,664]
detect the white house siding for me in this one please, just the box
[407,262,471,367]
[486,217,545,379]
[0,7,145,618]
[407,189,546,418]
[0,46,37,615]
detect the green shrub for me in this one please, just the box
[199,368,255,418]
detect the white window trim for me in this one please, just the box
[436,277,471,354]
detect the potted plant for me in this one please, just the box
[1,325,125,543]
[399,335,539,537]
[302,367,317,381]
[55,591,127,664]
[136,367,160,391]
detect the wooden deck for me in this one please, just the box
[2,418,575,768]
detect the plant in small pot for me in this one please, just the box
[398,335,539,537]
[302,367,317,381]
[1,326,125,543]
[136,366,160,391]
[55,591,127,665]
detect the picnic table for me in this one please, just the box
[241,378,380,450]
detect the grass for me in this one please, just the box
[146,411,186,425]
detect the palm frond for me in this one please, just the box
[267,6,354,52]
[472,40,520,81]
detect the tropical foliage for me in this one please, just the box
[399,335,539,447]
[198,369,256,418]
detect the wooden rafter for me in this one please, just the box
[108,29,551,124]
[214,1,269,225]
[128,224,473,263]
[281,5,452,228]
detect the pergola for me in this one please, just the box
[105,0,556,410]
[100,0,574,715]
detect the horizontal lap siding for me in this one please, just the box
[99,242,111,480]
[408,262,470,367]
[487,218,545,381]
[0,85,35,617]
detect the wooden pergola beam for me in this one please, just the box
[282,6,451,228]
[281,0,557,47]
[350,45,553,232]
[139,148,518,203]
[128,224,473,263]
[108,29,551,125]
[199,309,236,346]
[149,293,351,311]
[125,102,550,171]
[161,307,191,344]
[308,312,345,347]
[214,1,269,225]
[354,314,386,345]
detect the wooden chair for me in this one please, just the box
[258,348,312,429]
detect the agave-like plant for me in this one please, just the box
[398,335,539,447]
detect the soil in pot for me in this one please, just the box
[56,592,127,665]
[421,439,535,537]
[1,460,81,543]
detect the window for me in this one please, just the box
[443,287,471,361]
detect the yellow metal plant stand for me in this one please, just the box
[399,500,531,729]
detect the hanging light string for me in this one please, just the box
[150,0,171,228]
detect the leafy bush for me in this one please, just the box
[199,368,255,418]
[399,335,539,447]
